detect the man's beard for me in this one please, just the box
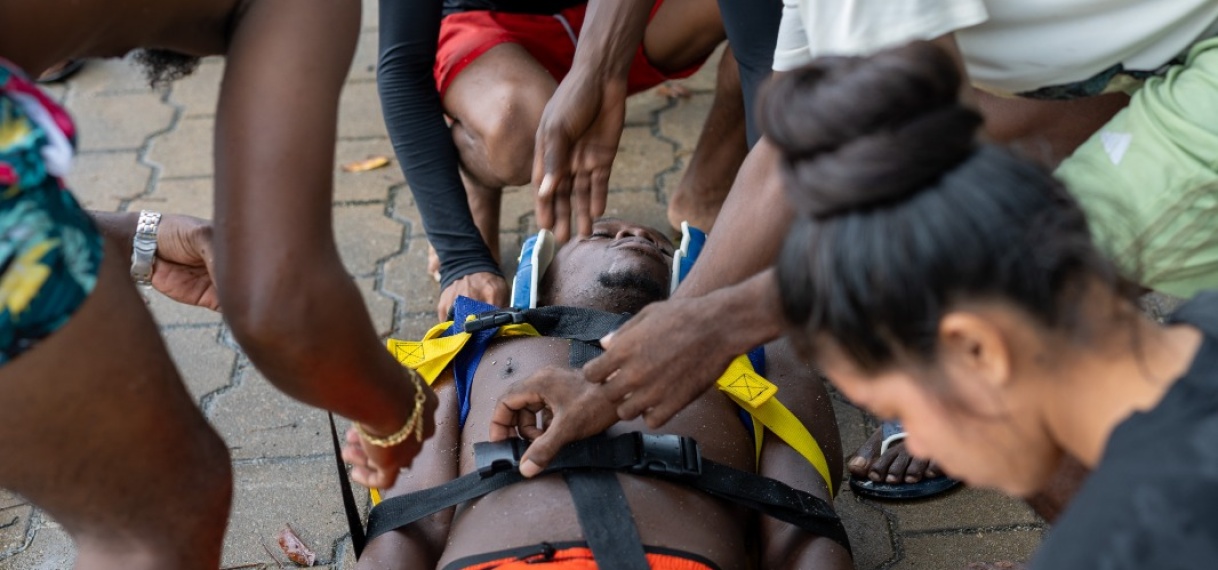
[596,271,669,313]
[130,49,201,88]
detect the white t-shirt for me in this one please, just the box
[773,0,1218,95]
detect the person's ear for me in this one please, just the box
[937,311,1012,391]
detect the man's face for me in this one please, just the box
[541,219,675,310]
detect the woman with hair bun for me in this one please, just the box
[764,40,1218,568]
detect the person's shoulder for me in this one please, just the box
[1035,430,1218,569]
[1166,290,1218,332]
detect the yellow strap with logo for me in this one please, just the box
[716,355,835,495]
[386,319,540,385]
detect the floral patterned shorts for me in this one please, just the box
[0,59,103,366]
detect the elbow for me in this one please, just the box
[217,270,311,367]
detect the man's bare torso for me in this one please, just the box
[392,332,834,570]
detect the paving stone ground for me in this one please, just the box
[0,12,1043,569]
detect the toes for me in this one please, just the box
[906,456,932,484]
[849,427,885,477]
[886,451,912,484]
[868,442,899,482]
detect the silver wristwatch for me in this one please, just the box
[130,210,161,287]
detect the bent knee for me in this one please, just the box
[448,76,551,186]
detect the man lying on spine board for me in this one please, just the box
[343,218,853,570]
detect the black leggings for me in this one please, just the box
[717,0,782,147]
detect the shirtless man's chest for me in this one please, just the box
[440,336,757,570]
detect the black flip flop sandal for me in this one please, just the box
[849,420,961,500]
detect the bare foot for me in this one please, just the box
[849,425,942,484]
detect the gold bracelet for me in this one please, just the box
[355,368,428,447]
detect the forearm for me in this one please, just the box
[219,250,416,434]
[675,138,790,299]
[88,210,138,257]
[215,0,418,434]
[570,0,653,79]
[378,0,499,287]
[707,268,786,353]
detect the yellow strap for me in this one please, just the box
[375,320,542,504]
[380,329,832,501]
[385,320,541,384]
[716,355,835,495]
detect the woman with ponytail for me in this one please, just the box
[765,41,1218,568]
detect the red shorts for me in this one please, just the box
[434,1,703,98]
[447,543,718,570]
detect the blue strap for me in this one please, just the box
[445,296,503,429]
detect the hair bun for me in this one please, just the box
[759,41,982,219]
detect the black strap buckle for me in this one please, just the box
[463,309,528,333]
[474,438,530,478]
[471,433,703,480]
[629,433,702,479]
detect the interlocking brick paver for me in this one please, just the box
[381,238,441,314]
[896,529,1044,569]
[0,500,31,558]
[885,489,1042,533]
[335,139,403,203]
[68,91,173,152]
[67,58,152,96]
[127,176,213,219]
[145,288,226,326]
[625,87,676,126]
[610,125,676,190]
[208,369,335,461]
[168,60,224,118]
[350,30,380,82]
[387,183,424,235]
[162,326,237,401]
[145,116,214,179]
[223,460,356,568]
[335,203,406,275]
[0,521,71,570]
[357,276,397,337]
[836,492,898,570]
[65,151,150,211]
[657,91,714,154]
[339,82,390,140]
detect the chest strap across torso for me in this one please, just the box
[386,297,835,495]
[364,432,851,557]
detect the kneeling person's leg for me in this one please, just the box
[446,42,559,261]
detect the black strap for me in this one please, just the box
[365,433,851,554]
[464,306,629,345]
[523,306,631,344]
[568,340,602,368]
[329,413,367,557]
[563,471,650,570]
